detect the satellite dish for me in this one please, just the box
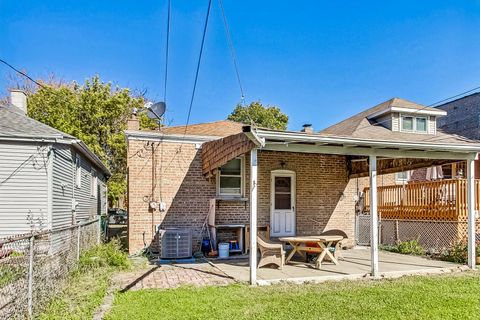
[146,101,166,120]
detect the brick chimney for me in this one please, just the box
[127,114,140,131]
[301,124,313,134]
[10,89,27,114]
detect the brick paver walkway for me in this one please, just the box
[113,261,235,292]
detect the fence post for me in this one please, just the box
[27,235,34,319]
[97,218,101,245]
[76,224,81,261]
[394,219,399,243]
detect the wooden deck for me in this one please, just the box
[363,179,480,221]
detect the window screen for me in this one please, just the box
[219,158,242,195]
[402,117,414,131]
[416,118,427,132]
[274,176,291,210]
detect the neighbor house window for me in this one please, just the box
[402,116,414,131]
[416,117,427,132]
[401,115,427,133]
[91,169,98,197]
[218,158,244,196]
[395,171,409,183]
[75,156,81,188]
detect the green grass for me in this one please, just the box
[38,240,130,320]
[0,264,25,288]
[38,268,112,320]
[106,273,480,320]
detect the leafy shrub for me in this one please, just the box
[396,239,424,255]
[438,241,480,264]
[380,239,424,256]
[79,239,130,271]
[440,242,468,263]
[379,244,399,253]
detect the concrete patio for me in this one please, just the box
[212,247,464,285]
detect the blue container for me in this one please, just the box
[201,238,211,255]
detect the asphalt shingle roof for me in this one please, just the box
[318,97,476,145]
[0,103,110,175]
[153,120,244,137]
[0,104,75,140]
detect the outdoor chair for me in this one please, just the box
[257,235,285,269]
[319,229,348,260]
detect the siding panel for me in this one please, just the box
[51,145,75,229]
[75,155,97,222]
[0,142,49,238]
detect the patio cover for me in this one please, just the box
[198,98,480,284]
[241,124,480,284]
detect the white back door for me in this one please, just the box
[270,170,296,237]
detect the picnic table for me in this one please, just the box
[279,235,344,269]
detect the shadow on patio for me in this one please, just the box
[211,248,464,284]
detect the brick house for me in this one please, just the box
[126,97,480,281]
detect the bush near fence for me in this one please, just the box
[355,214,478,254]
[0,219,100,319]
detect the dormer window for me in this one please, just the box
[401,115,427,133]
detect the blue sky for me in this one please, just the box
[1,1,480,130]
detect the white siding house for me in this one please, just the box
[0,90,109,239]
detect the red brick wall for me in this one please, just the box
[127,138,370,253]
[256,151,358,243]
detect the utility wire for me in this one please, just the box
[219,0,245,104]
[0,58,46,89]
[183,0,213,138]
[428,85,480,107]
[163,0,171,103]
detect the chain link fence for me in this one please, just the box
[0,219,100,319]
[356,214,472,253]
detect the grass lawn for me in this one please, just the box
[38,240,131,320]
[106,272,480,320]
[38,268,112,320]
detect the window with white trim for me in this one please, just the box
[75,156,81,188]
[395,171,410,183]
[217,158,244,196]
[401,115,427,133]
[91,169,98,197]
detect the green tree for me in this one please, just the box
[227,101,288,130]
[25,76,156,205]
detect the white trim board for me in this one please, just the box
[125,131,222,144]
[263,144,477,160]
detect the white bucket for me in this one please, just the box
[218,242,229,259]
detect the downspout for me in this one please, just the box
[71,154,76,225]
[46,145,54,230]
[151,143,156,238]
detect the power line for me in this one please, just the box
[219,0,245,104]
[0,58,46,89]
[428,85,480,107]
[163,0,171,103]
[183,0,213,137]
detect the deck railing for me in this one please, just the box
[363,179,480,221]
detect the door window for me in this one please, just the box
[274,176,292,210]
